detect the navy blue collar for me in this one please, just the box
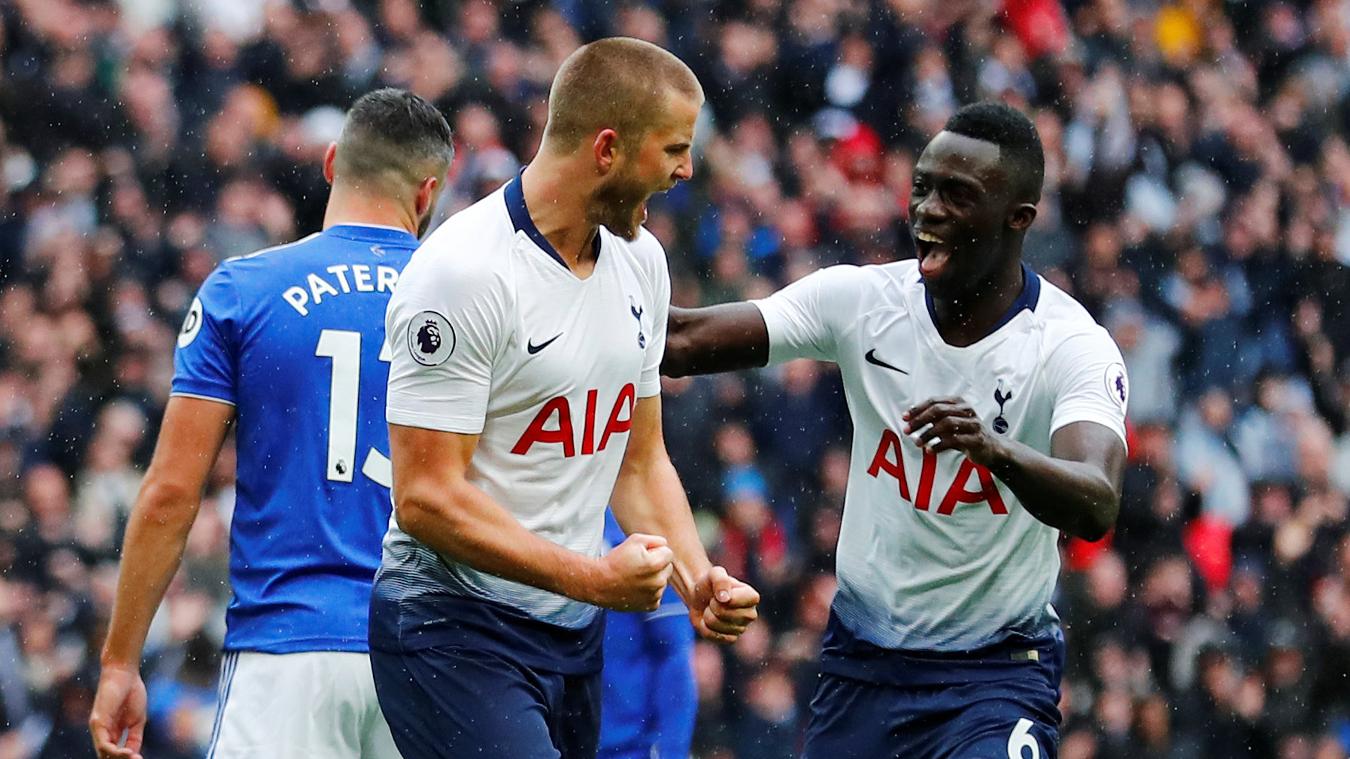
[924,262,1041,343]
[505,170,601,270]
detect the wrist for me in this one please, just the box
[687,559,714,586]
[563,553,608,606]
[675,554,714,601]
[99,649,139,671]
[981,436,1016,472]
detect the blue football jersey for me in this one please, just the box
[172,224,418,653]
[600,511,695,759]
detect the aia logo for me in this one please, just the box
[867,428,1008,515]
[512,384,637,457]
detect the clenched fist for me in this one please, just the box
[585,533,675,611]
[689,566,760,643]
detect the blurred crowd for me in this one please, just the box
[0,0,1347,756]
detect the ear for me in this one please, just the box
[1008,202,1038,232]
[592,129,621,174]
[322,142,338,185]
[414,175,440,219]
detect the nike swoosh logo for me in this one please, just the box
[864,349,908,374]
[527,333,563,355]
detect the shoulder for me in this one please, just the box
[776,259,913,307]
[609,226,669,287]
[234,231,326,263]
[222,232,326,277]
[625,226,666,263]
[194,255,247,312]
[1032,278,1125,365]
[426,190,512,249]
[1032,276,1111,339]
[819,259,914,291]
[208,232,329,298]
[404,197,516,291]
[845,259,915,292]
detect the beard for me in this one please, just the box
[588,168,650,241]
[417,207,434,238]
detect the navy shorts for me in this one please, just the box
[803,629,1064,759]
[370,645,601,759]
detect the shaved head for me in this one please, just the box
[542,37,702,153]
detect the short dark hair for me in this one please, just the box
[543,37,703,151]
[943,102,1044,203]
[334,89,454,195]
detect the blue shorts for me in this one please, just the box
[370,645,601,759]
[803,626,1064,759]
[598,606,695,759]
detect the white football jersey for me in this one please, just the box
[380,176,669,628]
[754,260,1127,651]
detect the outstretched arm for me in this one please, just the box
[662,303,770,377]
[92,396,234,759]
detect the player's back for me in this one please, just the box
[173,224,418,653]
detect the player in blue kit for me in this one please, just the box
[598,511,696,759]
[89,89,453,759]
[663,103,1130,758]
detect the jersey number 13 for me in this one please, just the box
[315,329,392,488]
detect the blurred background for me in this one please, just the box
[0,0,1347,756]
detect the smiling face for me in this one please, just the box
[908,130,1035,300]
[589,88,699,240]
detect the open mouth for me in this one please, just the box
[914,230,950,279]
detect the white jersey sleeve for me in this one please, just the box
[1045,327,1129,446]
[632,231,670,399]
[385,248,511,434]
[752,265,860,364]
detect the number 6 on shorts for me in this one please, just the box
[1007,718,1040,759]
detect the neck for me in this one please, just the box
[521,156,600,271]
[930,261,1025,347]
[323,186,418,236]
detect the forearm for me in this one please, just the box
[662,304,768,377]
[611,456,711,605]
[101,486,199,667]
[984,439,1120,541]
[398,481,601,602]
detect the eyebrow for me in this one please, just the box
[914,168,983,191]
